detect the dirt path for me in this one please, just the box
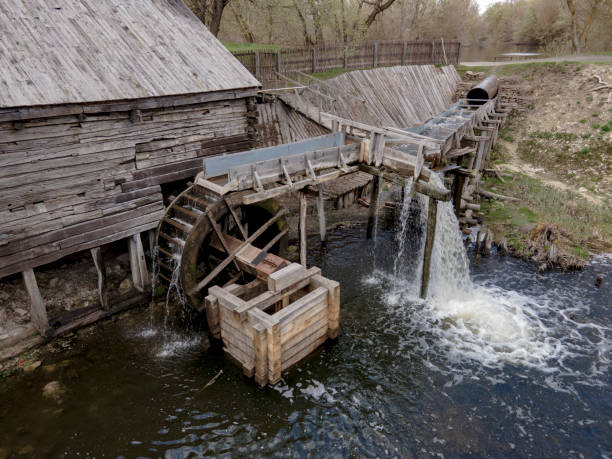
[461,54,612,67]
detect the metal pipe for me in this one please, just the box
[466,75,498,105]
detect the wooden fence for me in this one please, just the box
[232,40,461,88]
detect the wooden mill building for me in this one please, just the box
[0,0,262,333]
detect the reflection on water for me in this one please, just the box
[460,43,541,62]
[0,223,610,457]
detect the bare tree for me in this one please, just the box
[186,0,231,36]
[566,0,605,53]
[362,0,398,28]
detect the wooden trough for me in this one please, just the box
[205,261,339,387]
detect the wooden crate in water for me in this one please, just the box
[205,263,340,387]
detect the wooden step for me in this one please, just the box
[162,217,191,233]
[183,193,212,210]
[173,205,201,221]
[158,231,185,248]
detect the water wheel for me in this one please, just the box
[155,184,288,308]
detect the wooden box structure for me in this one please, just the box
[206,263,339,386]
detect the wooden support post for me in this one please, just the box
[373,41,378,67]
[253,323,268,387]
[311,48,317,73]
[129,233,149,292]
[343,47,348,69]
[277,49,282,74]
[402,42,407,65]
[299,191,308,266]
[267,322,281,384]
[147,229,156,260]
[90,247,109,310]
[255,51,261,79]
[316,184,326,242]
[420,198,438,299]
[311,275,340,339]
[453,174,466,215]
[22,269,49,335]
[366,174,382,239]
[205,295,221,339]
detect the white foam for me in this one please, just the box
[156,334,202,358]
[364,173,610,390]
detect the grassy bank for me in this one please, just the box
[463,61,612,265]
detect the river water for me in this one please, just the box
[0,195,610,457]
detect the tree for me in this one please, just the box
[186,0,231,36]
[565,0,605,53]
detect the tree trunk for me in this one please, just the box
[230,2,256,42]
[579,0,603,51]
[293,0,314,46]
[208,0,228,37]
[566,0,582,53]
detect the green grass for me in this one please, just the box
[480,173,612,256]
[579,119,587,123]
[310,67,370,80]
[224,42,283,53]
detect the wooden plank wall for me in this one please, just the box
[256,99,329,148]
[281,65,461,129]
[0,98,253,279]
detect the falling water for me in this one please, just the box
[370,173,610,384]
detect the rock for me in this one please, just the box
[119,278,133,295]
[41,364,57,374]
[14,308,27,316]
[42,381,65,402]
[49,277,59,289]
[23,361,42,373]
[538,263,547,273]
[595,274,603,287]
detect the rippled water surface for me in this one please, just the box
[0,223,610,457]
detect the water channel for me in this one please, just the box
[0,192,610,457]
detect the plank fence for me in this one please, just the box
[232,40,461,88]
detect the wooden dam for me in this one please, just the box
[0,0,513,383]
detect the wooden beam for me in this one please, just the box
[90,247,109,310]
[21,269,49,335]
[190,208,286,294]
[224,198,248,240]
[128,233,149,292]
[366,173,382,239]
[299,191,308,267]
[316,184,326,243]
[420,199,438,299]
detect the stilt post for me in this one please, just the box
[366,174,382,239]
[90,247,109,310]
[420,198,438,299]
[129,233,150,292]
[21,269,49,335]
[299,191,308,266]
[316,184,326,242]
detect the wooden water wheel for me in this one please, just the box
[154,184,288,309]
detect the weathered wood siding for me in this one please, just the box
[0,97,254,279]
[256,99,329,147]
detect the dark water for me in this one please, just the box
[0,225,610,458]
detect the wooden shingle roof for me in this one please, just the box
[0,0,260,109]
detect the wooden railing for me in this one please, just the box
[231,40,461,88]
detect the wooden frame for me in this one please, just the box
[206,263,340,387]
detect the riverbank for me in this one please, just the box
[460,61,611,269]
